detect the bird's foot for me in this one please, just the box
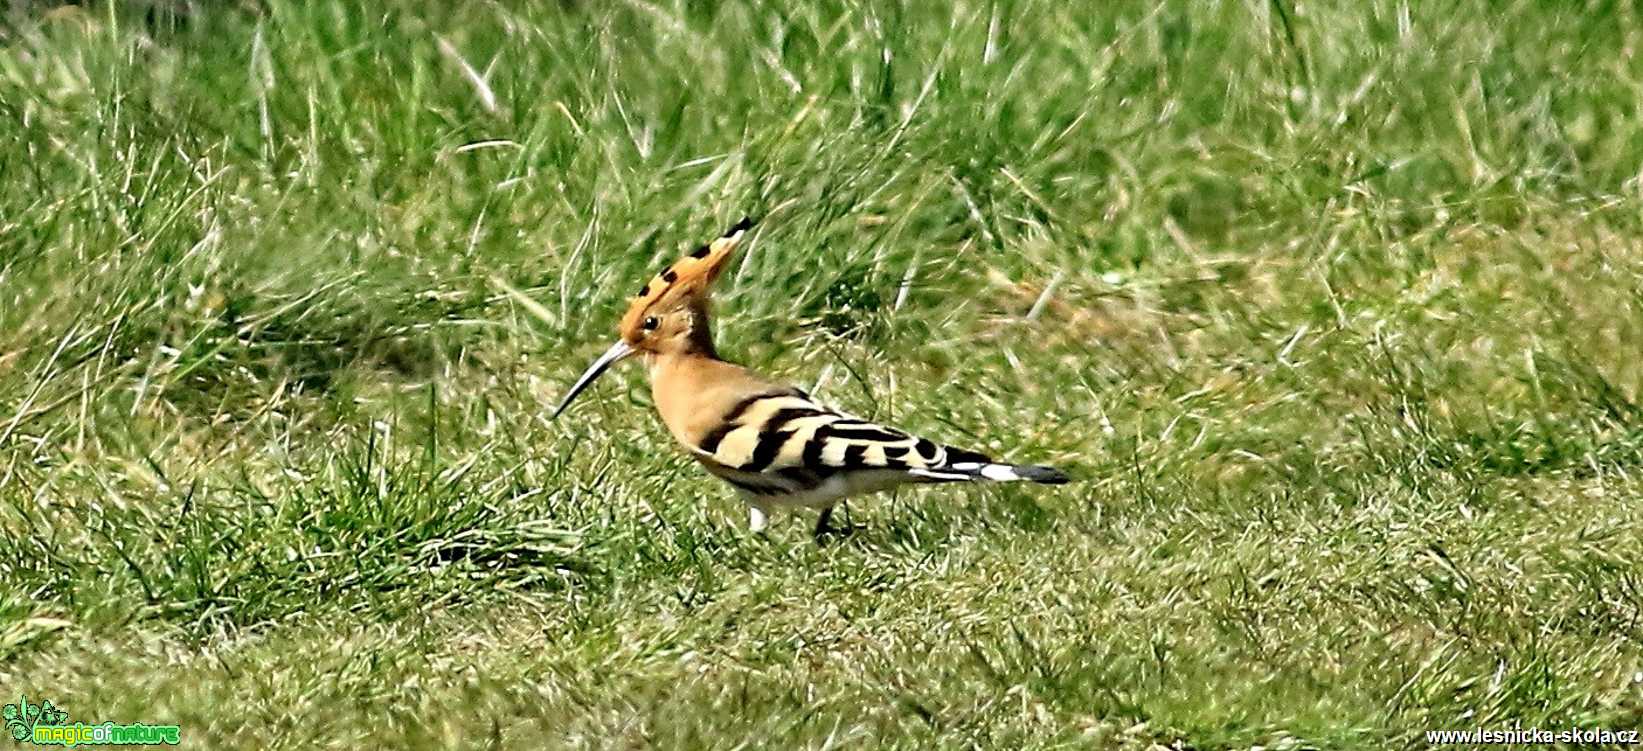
[812,505,862,545]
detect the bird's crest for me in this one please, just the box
[617,217,754,340]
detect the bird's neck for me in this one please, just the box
[665,310,719,359]
[685,322,718,359]
[646,339,723,379]
[647,348,744,450]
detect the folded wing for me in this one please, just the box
[689,389,1067,498]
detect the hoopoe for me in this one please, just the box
[553,218,1069,540]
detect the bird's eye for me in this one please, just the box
[642,316,660,331]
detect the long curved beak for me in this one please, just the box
[552,340,636,419]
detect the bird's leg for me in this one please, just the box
[812,503,861,544]
[813,505,835,544]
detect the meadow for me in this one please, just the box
[2,1,1641,748]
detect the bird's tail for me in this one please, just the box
[912,446,1070,484]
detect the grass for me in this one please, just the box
[1,0,1641,747]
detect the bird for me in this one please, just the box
[552,217,1069,541]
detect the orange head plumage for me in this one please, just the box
[553,217,755,417]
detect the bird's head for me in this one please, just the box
[553,217,754,418]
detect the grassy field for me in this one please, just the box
[2,1,1642,748]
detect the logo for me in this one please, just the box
[3,696,179,747]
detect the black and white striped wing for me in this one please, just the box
[690,390,1065,498]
